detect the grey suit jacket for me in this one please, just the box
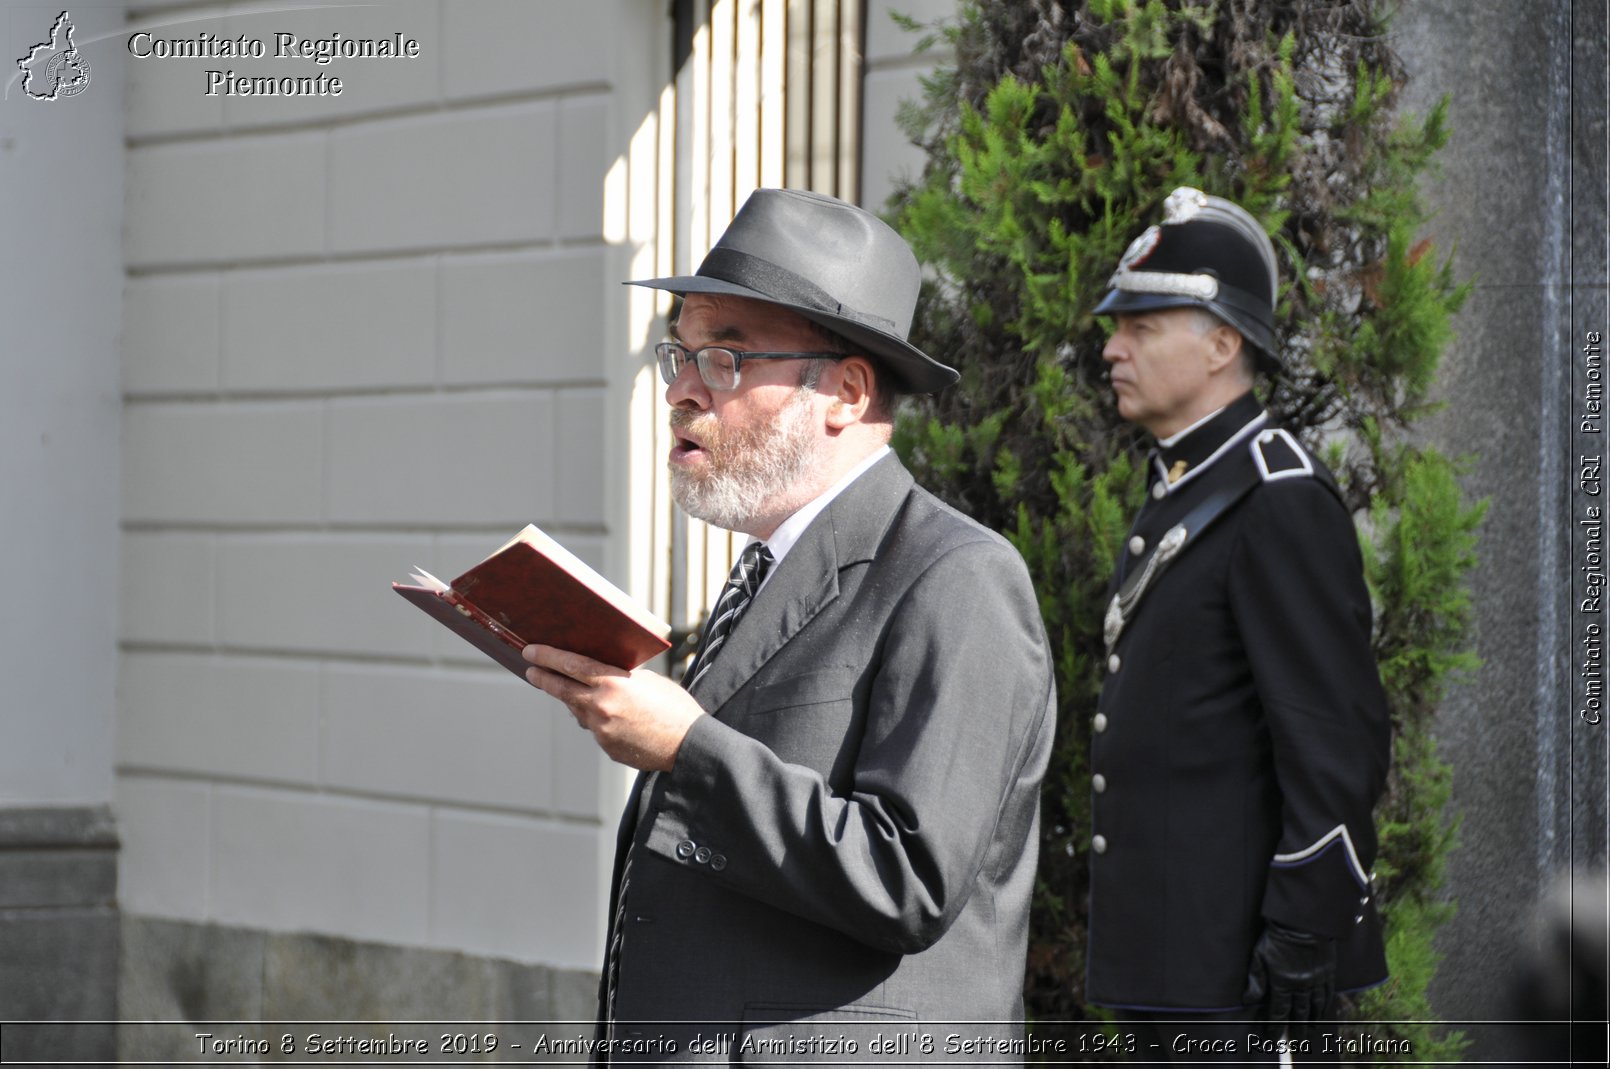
[599,454,1055,1063]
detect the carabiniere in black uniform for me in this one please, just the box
[1084,188,1392,1015]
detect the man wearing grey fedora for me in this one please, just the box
[523,187,1055,1061]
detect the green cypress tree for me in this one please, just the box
[888,0,1480,1058]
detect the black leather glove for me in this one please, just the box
[1242,921,1337,1041]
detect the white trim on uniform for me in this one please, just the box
[1153,411,1269,495]
[1113,270,1219,300]
[1252,427,1315,482]
[1272,823,1370,889]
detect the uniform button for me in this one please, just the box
[675,839,696,859]
[710,854,728,871]
[1107,654,1121,674]
[693,846,712,865]
[1128,535,1146,556]
[1092,835,1108,855]
[1355,914,1365,924]
[1151,482,1166,500]
[1092,713,1108,733]
[1092,774,1107,793]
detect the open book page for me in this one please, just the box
[407,568,450,593]
[498,525,669,640]
[393,524,671,674]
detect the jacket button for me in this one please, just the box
[675,839,696,859]
[1355,914,1365,924]
[710,853,728,871]
[1128,535,1146,556]
[1093,713,1108,734]
[1092,774,1107,793]
[1092,834,1108,855]
[1107,654,1121,674]
[693,846,712,865]
[1151,482,1166,500]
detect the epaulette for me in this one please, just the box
[1250,428,1314,483]
[1250,427,1348,507]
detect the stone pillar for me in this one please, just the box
[0,3,127,1061]
[1394,0,1608,1053]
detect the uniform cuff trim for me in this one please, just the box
[1271,824,1370,889]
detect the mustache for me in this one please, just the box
[669,407,714,446]
[669,407,707,433]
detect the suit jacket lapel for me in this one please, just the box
[687,453,913,714]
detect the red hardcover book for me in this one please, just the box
[392,525,671,677]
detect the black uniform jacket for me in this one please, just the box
[1086,392,1391,1012]
[599,454,1057,1061]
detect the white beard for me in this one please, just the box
[669,387,822,533]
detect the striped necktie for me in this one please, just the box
[602,540,773,1027]
[683,540,774,690]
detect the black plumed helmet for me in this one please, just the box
[1094,187,1281,370]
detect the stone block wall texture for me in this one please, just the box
[115,0,660,997]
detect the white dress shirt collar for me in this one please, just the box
[758,444,891,582]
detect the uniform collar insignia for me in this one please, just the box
[1155,392,1265,487]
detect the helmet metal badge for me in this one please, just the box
[1095,187,1281,370]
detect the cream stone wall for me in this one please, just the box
[3,0,955,1014]
[115,0,666,970]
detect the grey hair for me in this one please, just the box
[797,357,835,391]
[796,321,902,422]
[1185,307,1228,337]
[1185,308,1256,381]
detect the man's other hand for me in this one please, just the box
[523,644,704,772]
[1242,920,1337,1042]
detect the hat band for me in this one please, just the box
[1112,270,1218,300]
[1112,272,1273,333]
[698,247,899,334]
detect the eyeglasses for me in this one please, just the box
[655,339,844,391]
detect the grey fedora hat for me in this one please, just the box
[628,188,959,394]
